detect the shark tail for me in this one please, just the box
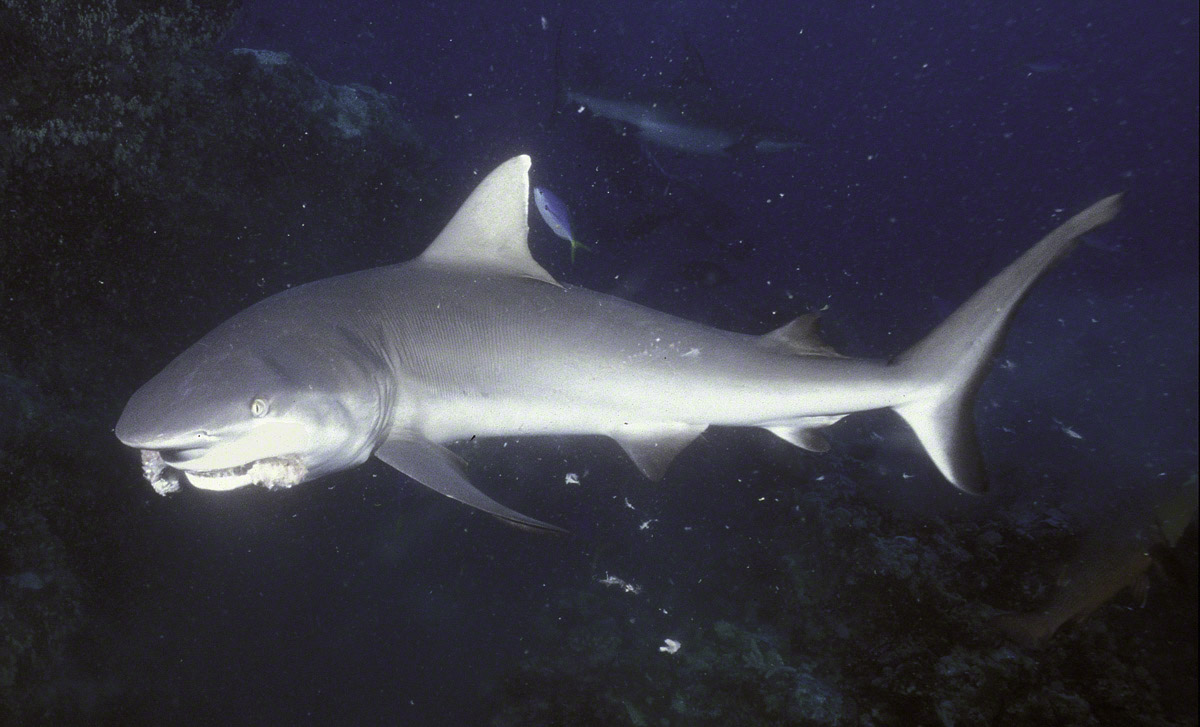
[891,194,1123,494]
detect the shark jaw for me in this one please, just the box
[139,450,307,494]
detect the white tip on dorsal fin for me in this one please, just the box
[419,155,560,287]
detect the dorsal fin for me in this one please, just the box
[419,155,560,287]
[758,313,842,357]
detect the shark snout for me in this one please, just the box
[115,374,224,450]
[114,405,216,451]
[114,410,153,448]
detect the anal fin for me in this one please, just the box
[763,414,847,453]
[766,426,831,453]
[375,437,566,535]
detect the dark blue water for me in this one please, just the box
[1,1,1195,725]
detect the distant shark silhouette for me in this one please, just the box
[556,34,806,155]
[116,155,1121,534]
[564,87,807,155]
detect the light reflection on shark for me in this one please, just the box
[115,155,1120,534]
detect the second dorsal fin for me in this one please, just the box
[758,313,842,357]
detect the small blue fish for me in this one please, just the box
[533,187,591,264]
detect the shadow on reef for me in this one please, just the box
[0,1,439,721]
[488,454,1198,727]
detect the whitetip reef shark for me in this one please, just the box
[115,155,1121,534]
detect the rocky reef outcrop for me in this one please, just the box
[489,462,1197,726]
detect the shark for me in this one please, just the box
[994,473,1197,649]
[115,155,1121,534]
[564,89,806,155]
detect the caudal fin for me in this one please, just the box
[893,195,1123,494]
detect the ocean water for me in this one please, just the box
[1,1,1196,725]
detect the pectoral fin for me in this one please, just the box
[375,437,566,535]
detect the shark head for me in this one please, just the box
[116,295,392,494]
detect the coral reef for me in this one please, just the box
[0,431,88,724]
[1,0,241,194]
[1,0,437,409]
[489,463,1197,726]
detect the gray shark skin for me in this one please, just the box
[115,155,1121,534]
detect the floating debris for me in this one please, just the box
[140,450,180,495]
[597,573,641,595]
[1053,419,1085,440]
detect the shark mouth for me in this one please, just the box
[139,450,307,495]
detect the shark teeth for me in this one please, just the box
[181,456,308,492]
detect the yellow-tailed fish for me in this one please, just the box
[533,186,590,264]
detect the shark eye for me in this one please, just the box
[250,397,269,417]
